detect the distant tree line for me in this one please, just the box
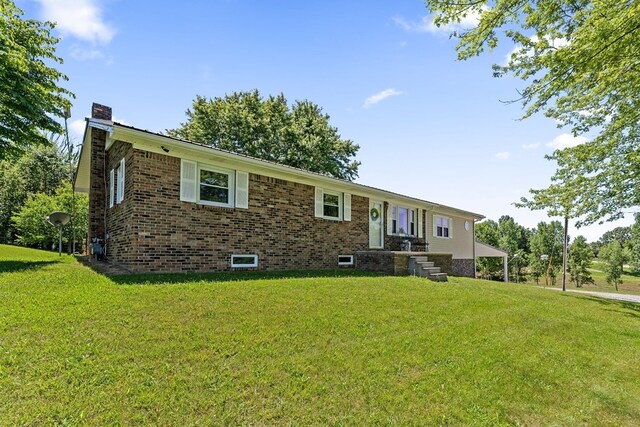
[476,215,640,288]
[0,140,88,252]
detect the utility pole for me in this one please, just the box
[562,216,568,292]
[64,105,75,254]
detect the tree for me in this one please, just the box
[0,0,73,160]
[568,236,594,288]
[629,213,640,272]
[529,221,564,286]
[0,143,67,243]
[168,91,360,180]
[599,241,630,291]
[11,182,87,251]
[475,219,503,280]
[475,216,530,281]
[589,241,601,258]
[424,0,640,227]
[599,226,632,249]
[497,215,529,281]
[516,170,578,290]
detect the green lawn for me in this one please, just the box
[527,259,640,296]
[1,245,640,425]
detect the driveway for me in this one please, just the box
[546,287,640,304]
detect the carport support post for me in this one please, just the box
[504,255,508,283]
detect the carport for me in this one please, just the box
[475,241,509,283]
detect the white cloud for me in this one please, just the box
[69,119,86,139]
[39,0,115,44]
[393,8,485,34]
[495,151,511,160]
[364,88,402,108]
[70,44,104,60]
[522,142,540,150]
[546,133,588,150]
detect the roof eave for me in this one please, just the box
[108,123,485,219]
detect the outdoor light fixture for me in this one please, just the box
[161,145,170,153]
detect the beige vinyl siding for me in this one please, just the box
[426,212,474,259]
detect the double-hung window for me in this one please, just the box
[390,205,416,236]
[314,187,351,221]
[199,166,234,207]
[323,191,341,219]
[180,159,249,209]
[434,215,451,238]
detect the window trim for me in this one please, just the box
[109,169,114,208]
[389,204,417,237]
[230,254,258,268]
[322,190,342,220]
[197,164,235,208]
[116,158,125,204]
[338,255,354,266]
[314,187,351,222]
[434,215,452,239]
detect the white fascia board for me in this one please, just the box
[429,205,486,221]
[73,120,93,193]
[88,118,114,132]
[110,124,485,219]
[75,118,117,193]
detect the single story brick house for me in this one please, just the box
[74,103,484,276]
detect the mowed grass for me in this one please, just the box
[1,245,640,425]
[529,259,640,296]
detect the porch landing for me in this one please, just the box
[355,251,453,280]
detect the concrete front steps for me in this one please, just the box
[409,256,448,282]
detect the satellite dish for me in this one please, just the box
[47,212,71,256]
[48,211,71,227]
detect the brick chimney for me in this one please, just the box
[88,103,112,249]
[92,103,112,121]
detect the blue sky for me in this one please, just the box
[19,0,632,241]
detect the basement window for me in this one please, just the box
[231,254,258,268]
[338,255,354,266]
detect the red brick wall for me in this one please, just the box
[105,141,135,265]
[87,103,112,249]
[88,127,107,246]
[105,146,369,273]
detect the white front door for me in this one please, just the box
[369,201,384,248]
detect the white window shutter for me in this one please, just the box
[235,171,249,209]
[433,215,437,237]
[314,187,323,217]
[109,169,114,208]
[343,193,351,221]
[117,158,125,203]
[387,205,393,235]
[180,159,197,202]
[448,217,453,238]
[418,209,423,238]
